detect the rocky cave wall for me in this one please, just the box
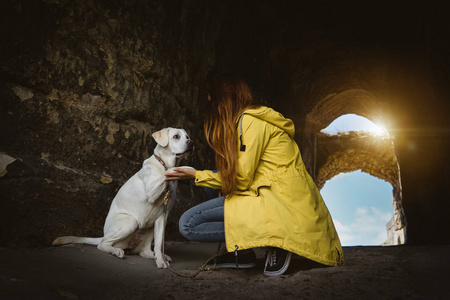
[1,0,450,247]
[0,0,228,247]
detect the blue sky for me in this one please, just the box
[320,114,393,246]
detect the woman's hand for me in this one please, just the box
[165,167,197,181]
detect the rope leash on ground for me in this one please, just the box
[161,190,227,278]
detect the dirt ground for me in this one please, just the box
[1,242,449,299]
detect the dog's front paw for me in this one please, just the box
[164,254,172,262]
[156,258,169,269]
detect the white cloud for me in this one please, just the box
[332,220,355,246]
[333,207,393,246]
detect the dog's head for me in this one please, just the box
[152,127,194,159]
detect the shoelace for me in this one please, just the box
[268,249,277,267]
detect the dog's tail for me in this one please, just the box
[52,236,102,246]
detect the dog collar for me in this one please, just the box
[154,154,168,171]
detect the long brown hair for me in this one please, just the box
[204,74,257,195]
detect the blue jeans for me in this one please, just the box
[179,187,225,242]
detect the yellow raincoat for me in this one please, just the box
[195,106,344,266]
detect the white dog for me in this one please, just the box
[53,127,194,268]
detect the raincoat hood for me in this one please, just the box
[240,106,295,138]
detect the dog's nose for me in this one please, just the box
[188,139,194,145]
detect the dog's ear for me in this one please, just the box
[152,128,170,147]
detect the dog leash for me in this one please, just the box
[161,190,227,278]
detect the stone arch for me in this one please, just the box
[315,144,398,191]
[303,89,407,245]
[307,89,387,132]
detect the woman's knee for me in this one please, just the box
[178,196,225,241]
[178,211,193,240]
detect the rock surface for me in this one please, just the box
[1,244,449,299]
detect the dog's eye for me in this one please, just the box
[173,134,180,139]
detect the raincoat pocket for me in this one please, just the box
[253,182,271,196]
[235,181,271,197]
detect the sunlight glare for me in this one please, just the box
[367,122,387,136]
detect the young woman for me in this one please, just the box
[165,75,344,276]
